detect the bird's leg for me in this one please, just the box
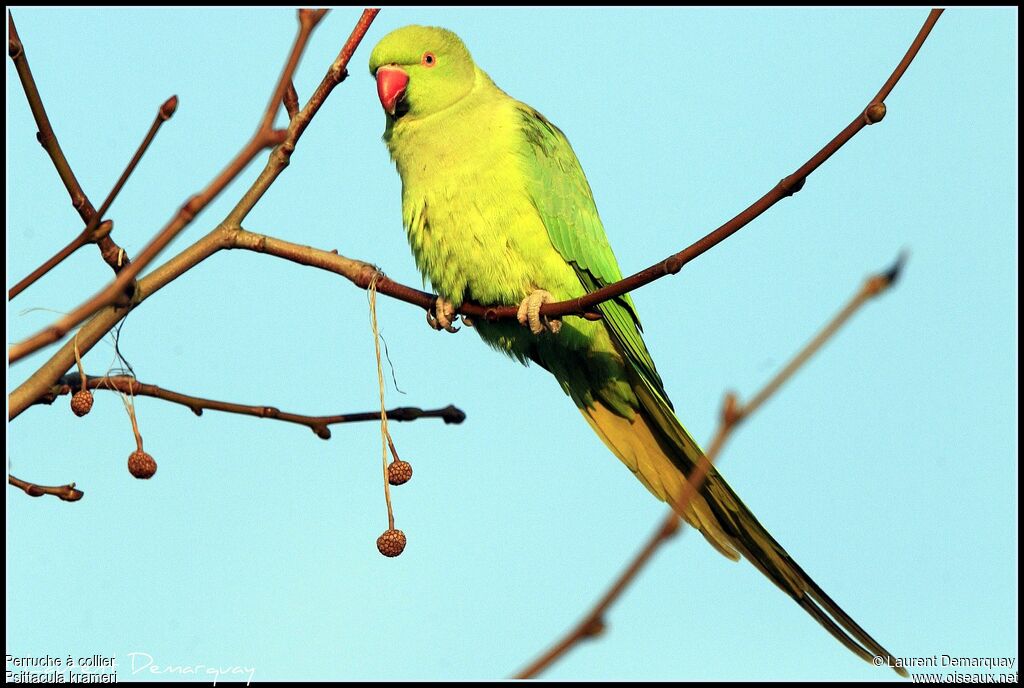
[516,289,562,335]
[426,296,460,333]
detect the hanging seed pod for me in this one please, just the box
[70,390,94,417]
[387,460,413,486]
[128,450,157,479]
[376,528,407,557]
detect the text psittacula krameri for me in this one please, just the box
[369,25,904,676]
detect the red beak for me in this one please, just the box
[376,67,409,116]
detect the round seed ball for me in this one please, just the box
[376,528,407,557]
[128,450,157,479]
[70,390,94,417]
[387,460,413,486]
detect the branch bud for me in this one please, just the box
[159,95,179,121]
[865,102,887,124]
[581,617,606,638]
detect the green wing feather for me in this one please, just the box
[515,105,671,407]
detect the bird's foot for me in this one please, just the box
[426,297,460,333]
[516,290,562,335]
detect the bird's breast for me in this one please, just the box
[390,117,565,309]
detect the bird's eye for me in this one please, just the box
[422,51,436,67]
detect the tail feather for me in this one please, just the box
[583,387,906,677]
[580,402,740,561]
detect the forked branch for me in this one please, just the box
[7,8,347,363]
[8,8,381,418]
[8,96,179,300]
[7,11,129,276]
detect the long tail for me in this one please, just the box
[580,386,907,677]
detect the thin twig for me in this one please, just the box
[7,11,129,275]
[88,95,180,273]
[8,220,112,300]
[7,8,338,363]
[9,96,177,300]
[39,374,466,440]
[8,473,83,502]
[222,8,380,226]
[514,515,683,679]
[230,228,602,321]
[283,80,300,120]
[514,253,907,678]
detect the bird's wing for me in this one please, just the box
[515,104,671,406]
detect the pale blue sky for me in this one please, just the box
[6,7,1017,682]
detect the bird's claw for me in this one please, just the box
[426,297,460,333]
[517,289,562,335]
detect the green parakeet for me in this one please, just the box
[369,25,904,675]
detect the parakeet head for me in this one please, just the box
[368,25,476,120]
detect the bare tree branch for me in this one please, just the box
[228,228,598,321]
[7,10,129,276]
[8,8,381,417]
[222,8,380,226]
[8,473,83,502]
[9,227,228,421]
[38,374,465,440]
[7,8,345,364]
[8,96,178,300]
[7,220,112,301]
[514,254,908,679]
[6,8,380,419]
